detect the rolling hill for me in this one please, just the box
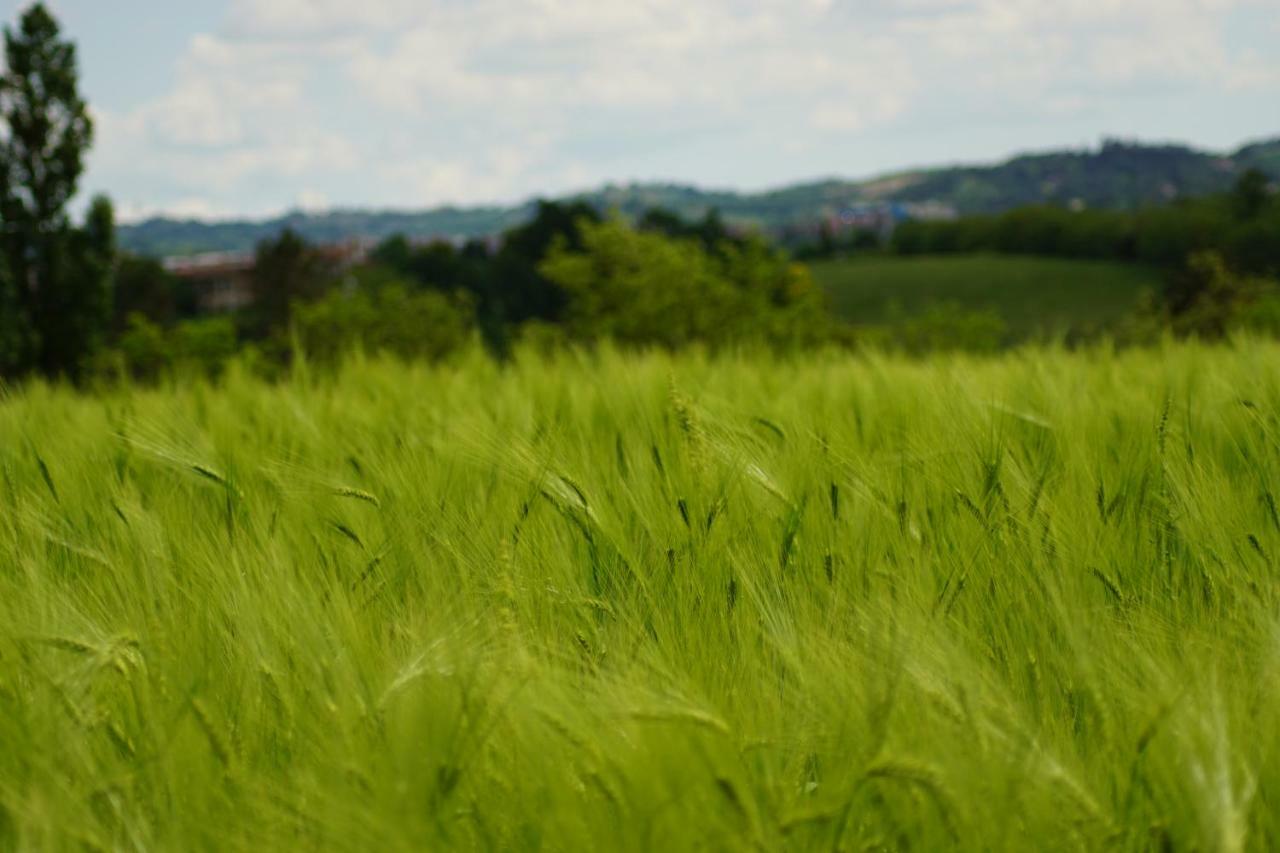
[118,135,1280,257]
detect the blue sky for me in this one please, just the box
[4,0,1279,221]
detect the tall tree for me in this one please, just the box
[0,2,98,377]
[1231,168,1270,220]
[248,228,333,337]
[112,253,181,332]
[39,194,114,373]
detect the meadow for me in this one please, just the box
[2,339,1280,850]
[811,254,1163,341]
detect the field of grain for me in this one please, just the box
[811,254,1162,339]
[2,341,1279,850]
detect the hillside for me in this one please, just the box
[811,254,1161,341]
[119,135,1280,256]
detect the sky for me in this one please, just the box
[3,0,1278,222]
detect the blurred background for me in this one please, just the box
[0,0,1277,380]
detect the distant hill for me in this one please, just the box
[119,136,1280,257]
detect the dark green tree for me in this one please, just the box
[539,217,829,350]
[37,194,114,374]
[476,200,601,353]
[372,235,475,292]
[248,227,334,337]
[1231,168,1271,220]
[638,206,743,255]
[113,253,181,332]
[0,2,98,377]
[0,244,16,373]
[370,234,413,272]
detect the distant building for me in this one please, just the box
[819,200,958,241]
[163,251,255,314]
[163,240,372,315]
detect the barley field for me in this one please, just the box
[2,340,1279,851]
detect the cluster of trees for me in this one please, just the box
[0,4,114,380]
[5,3,1279,385]
[541,217,828,350]
[98,200,830,379]
[0,4,829,384]
[888,171,1280,339]
[789,223,882,260]
[891,169,1279,275]
[307,202,825,362]
[103,225,480,379]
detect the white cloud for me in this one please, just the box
[114,196,251,223]
[226,0,424,37]
[295,189,331,212]
[88,0,1280,219]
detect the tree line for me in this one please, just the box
[109,200,829,380]
[0,4,828,383]
[889,169,1279,276]
[3,2,1279,385]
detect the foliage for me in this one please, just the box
[170,314,240,376]
[1235,293,1280,337]
[366,204,828,355]
[7,342,1280,848]
[892,188,1280,276]
[34,194,115,376]
[1164,251,1280,339]
[791,224,883,261]
[103,313,240,381]
[0,2,105,379]
[483,200,601,334]
[370,235,486,294]
[1231,168,1271,219]
[292,278,475,365]
[247,227,338,337]
[0,259,18,372]
[111,253,183,331]
[637,206,743,255]
[369,201,603,352]
[540,217,829,350]
[893,138,1257,212]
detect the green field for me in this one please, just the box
[811,254,1163,338]
[3,342,1280,849]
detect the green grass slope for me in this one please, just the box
[812,254,1163,340]
[2,342,1280,849]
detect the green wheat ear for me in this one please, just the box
[333,486,380,507]
[0,339,1277,849]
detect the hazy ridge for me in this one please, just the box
[120,135,1280,256]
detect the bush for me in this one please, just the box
[538,218,830,350]
[171,316,238,376]
[98,313,242,381]
[1236,293,1280,337]
[292,282,475,365]
[1166,250,1279,339]
[890,191,1279,276]
[114,313,169,380]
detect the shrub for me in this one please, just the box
[538,218,830,350]
[1166,250,1279,339]
[292,283,475,365]
[103,314,242,381]
[115,313,169,380]
[171,316,238,376]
